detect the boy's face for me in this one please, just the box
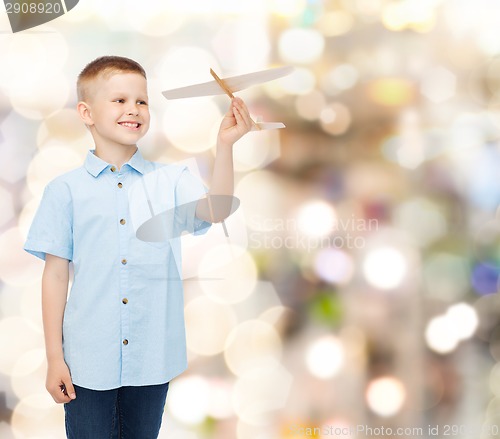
[81,72,150,149]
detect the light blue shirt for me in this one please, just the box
[24,149,211,390]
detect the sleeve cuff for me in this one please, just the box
[24,239,72,261]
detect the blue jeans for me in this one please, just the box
[64,382,170,439]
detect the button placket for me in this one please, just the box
[115,171,130,373]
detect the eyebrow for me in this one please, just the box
[109,93,148,99]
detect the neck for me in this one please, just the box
[93,144,138,170]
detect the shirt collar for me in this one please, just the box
[84,148,146,177]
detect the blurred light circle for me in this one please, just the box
[474,294,500,342]
[367,78,415,106]
[474,219,500,267]
[199,246,257,304]
[366,377,406,417]
[11,352,46,401]
[277,67,316,95]
[324,65,360,92]
[18,196,42,239]
[471,263,499,295]
[320,103,352,136]
[0,283,23,317]
[36,109,88,147]
[235,170,284,228]
[231,130,280,172]
[11,394,64,437]
[26,146,86,198]
[232,360,292,426]
[314,248,354,285]
[0,185,15,229]
[489,326,500,362]
[363,247,407,290]
[294,90,326,120]
[224,320,282,377]
[185,296,238,355]
[423,253,469,300]
[206,377,234,419]
[393,197,448,247]
[157,47,220,90]
[11,348,45,378]
[0,227,44,286]
[20,282,43,327]
[268,0,307,18]
[162,100,220,153]
[89,0,129,30]
[489,363,500,399]
[446,303,478,340]
[278,28,325,64]
[0,30,68,93]
[382,3,408,31]
[168,375,211,425]
[258,306,293,332]
[236,421,270,439]
[211,21,271,73]
[10,71,69,120]
[382,0,437,32]
[306,335,344,379]
[164,0,250,13]
[317,11,354,36]
[425,315,459,354]
[296,200,336,238]
[420,66,456,103]
[0,316,43,375]
[125,1,184,36]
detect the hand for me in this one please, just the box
[217,97,253,147]
[46,358,76,404]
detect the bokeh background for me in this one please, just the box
[1,0,500,438]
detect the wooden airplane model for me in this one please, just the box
[162,66,294,130]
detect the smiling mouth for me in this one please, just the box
[118,122,141,130]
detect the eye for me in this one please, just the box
[114,99,125,103]
[138,100,148,105]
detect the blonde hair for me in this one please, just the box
[77,55,146,101]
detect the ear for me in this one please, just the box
[77,101,94,126]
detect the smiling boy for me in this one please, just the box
[24,56,253,438]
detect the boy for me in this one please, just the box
[23,56,253,438]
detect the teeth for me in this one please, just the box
[120,122,139,128]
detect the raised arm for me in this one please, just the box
[196,97,252,222]
[42,254,76,403]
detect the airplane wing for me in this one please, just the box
[162,66,294,100]
[223,66,294,92]
[252,122,286,131]
[162,80,226,99]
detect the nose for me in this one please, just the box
[126,103,139,116]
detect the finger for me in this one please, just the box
[232,101,252,130]
[232,98,251,121]
[62,378,77,400]
[232,106,252,132]
[49,384,72,404]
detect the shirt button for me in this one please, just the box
[120,219,126,225]
[122,298,128,304]
[121,259,127,265]
[123,339,129,345]
[110,166,116,172]
[118,182,123,188]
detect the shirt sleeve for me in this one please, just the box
[23,181,73,261]
[174,167,212,236]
